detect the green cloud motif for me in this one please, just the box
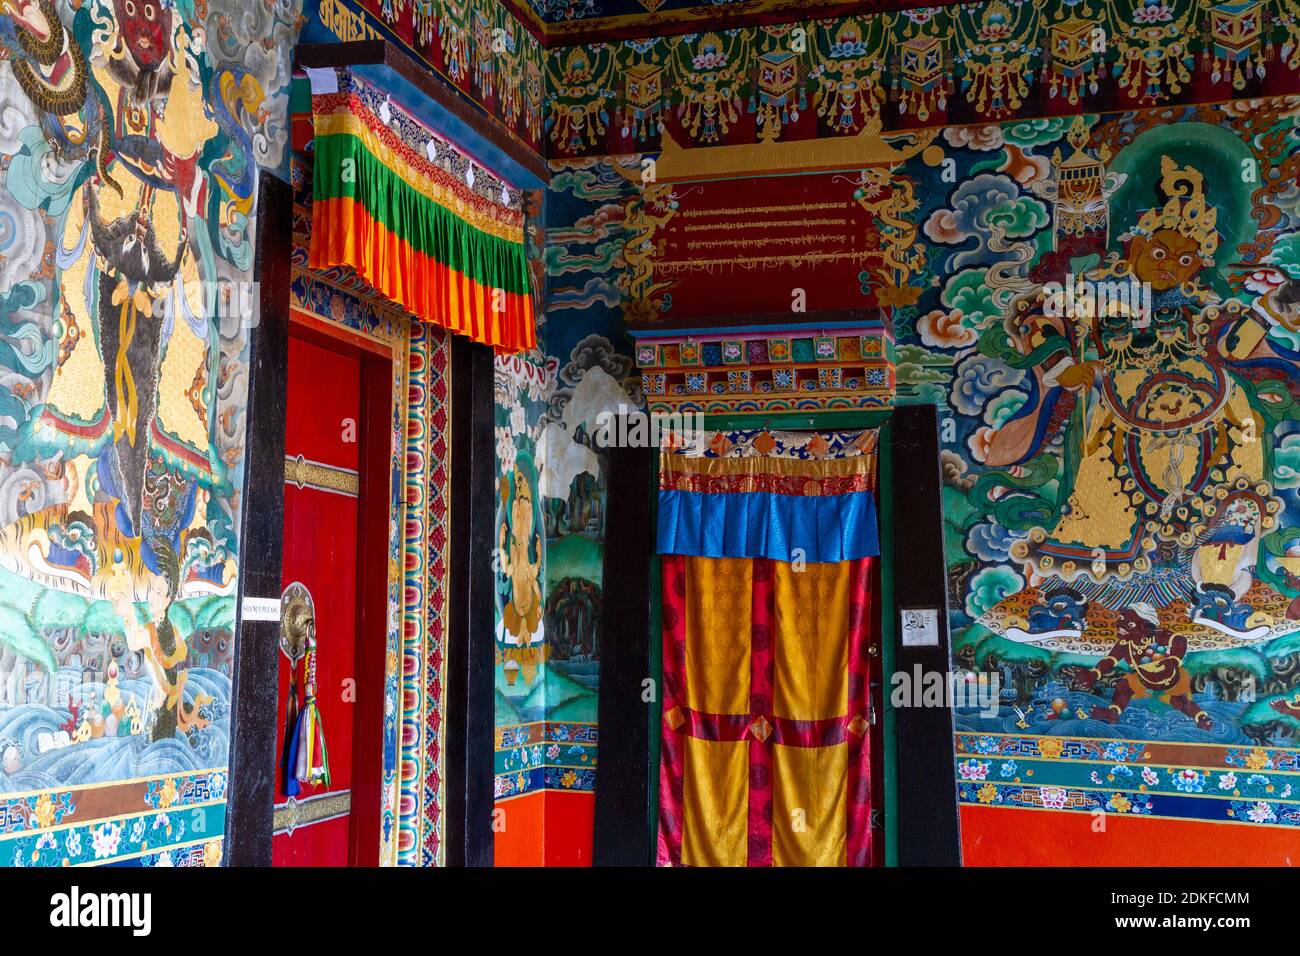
[941,268,999,326]
[986,197,1050,239]
[1264,233,1300,280]
[1003,116,1073,149]
[984,390,1028,428]
[1275,434,1300,489]
[965,566,1025,619]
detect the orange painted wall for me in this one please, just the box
[961,805,1300,867]
[494,792,546,867]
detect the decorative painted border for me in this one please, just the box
[1,801,226,868]
[0,769,228,838]
[418,324,451,867]
[494,722,599,799]
[632,327,895,412]
[310,0,545,151]
[960,780,1300,829]
[954,733,1300,828]
[501,0,948,45]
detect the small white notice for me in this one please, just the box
[242,596,281,623]
[900,608,940,647]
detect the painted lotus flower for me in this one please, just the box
[1040,787,1069,809]
[692,47,728,70]
[33,793,55,829]
[828,40,868,57]
[92,822,122,860]
[1133,1,1173,22]
[959,759,990,781]
[1246,749,1272,770]
[1246,801,1277,824]
[1172,770,1205,793]
[1219,772,1238,791]
[1037,737,1064,760]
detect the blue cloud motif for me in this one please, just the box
[949,353,1025,417]
[922,172,1049,269]
[966,520,1023,563]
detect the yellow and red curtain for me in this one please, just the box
[307,75,535,352]
[656,429,880,867]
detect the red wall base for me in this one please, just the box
[543,790,594,867]
[961,805,1300,866]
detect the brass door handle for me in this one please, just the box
[280,581,315,666]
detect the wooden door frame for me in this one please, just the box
[226,173,291,866]
[443,335,497,867]
[591,408,963,866]
[230,161,500,866]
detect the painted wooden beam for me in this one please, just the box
[225,173,293,867]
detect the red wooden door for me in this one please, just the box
[273,333,363,865]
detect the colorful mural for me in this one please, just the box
[888,97,1300,839]
[0,0,300,865]
[544,0,1300,159]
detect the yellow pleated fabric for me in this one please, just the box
[773,742,848,866]
[684,557,752,715]
[772,561,851,721]
[681,737,749,867]
[772,560,852,864]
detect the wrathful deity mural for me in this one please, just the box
[0,0,298,865]
[886,96,1300,827]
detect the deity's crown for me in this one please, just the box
[1133,156,1219,260]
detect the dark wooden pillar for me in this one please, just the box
[444,335,496,866]
[889,403,961,866]
[224,173,292,866]
[592,436,654,866]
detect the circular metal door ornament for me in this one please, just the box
[280,582,315,665]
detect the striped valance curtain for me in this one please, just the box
[307,72,535,352]
[657,428,881,563]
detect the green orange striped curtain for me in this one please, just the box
[308,75,535,352]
